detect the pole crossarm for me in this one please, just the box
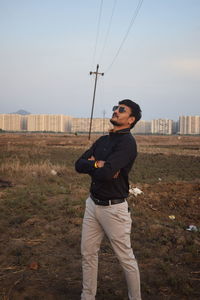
[90,63,104,76]
[88,64,104,140]
[90,71,104,76]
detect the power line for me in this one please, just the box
[98,0,118,64]
[104,0,144,74]
[91,0,104,69]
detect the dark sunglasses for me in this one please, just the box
[112,105,126,113]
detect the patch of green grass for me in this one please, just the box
[131,153,200,183]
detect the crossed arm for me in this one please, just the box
[75,137,136,181]
[88,155,120,178]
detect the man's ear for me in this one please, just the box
[128,116,135,126]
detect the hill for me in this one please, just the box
[13,109,30,115]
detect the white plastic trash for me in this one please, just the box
[129,187,143,197]
[51,169,57,176]
[186,225,198,232]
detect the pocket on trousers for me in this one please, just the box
[115,202,132,224]
[113,204,132,247]
[85,196,92,207]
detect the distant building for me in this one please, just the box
[21,116,28,130]
[72,118,89,133]
[63,115,72,132]
[0,114,22,131]
[179,116,200,134]
[27,115,45,131]
[27,114,72,132]
[132,120,151,134]
[0,113,199,135]
[151,119,173,134]
[172,121,179,134]
[71,118,112,133]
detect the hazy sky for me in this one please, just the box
[0,0,199,120]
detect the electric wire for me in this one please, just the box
[91,0,104,70]
[98,0,118,64]
[104,0,144,74]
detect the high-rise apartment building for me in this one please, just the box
[63,115,72,132]
[0,114,22,131]
[179,116,200,134]
[71,118,112,133]
[71,118,90,133]
[132,120,151,134]
[151,119,173,134]
[27,115,72,132]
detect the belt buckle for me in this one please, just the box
[93,197,101,205]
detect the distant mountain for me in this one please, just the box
[13,109,31,115]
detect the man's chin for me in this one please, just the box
[110,119,121,126]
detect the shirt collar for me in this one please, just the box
[109,127,130,135]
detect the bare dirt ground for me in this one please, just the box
[0,133,199,300]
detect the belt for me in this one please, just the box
[90,194,125,206]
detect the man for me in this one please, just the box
[75,99,142,300]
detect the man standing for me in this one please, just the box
[75,99,142,300]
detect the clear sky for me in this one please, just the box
[0,0,199,121]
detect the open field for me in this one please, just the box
[0,133,200,300]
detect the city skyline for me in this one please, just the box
[1,113,200,135]
[0,1,200,120]
[1,109,200,122]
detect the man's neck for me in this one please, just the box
[112,125,130,132]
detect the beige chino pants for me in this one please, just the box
[81,196,141,300]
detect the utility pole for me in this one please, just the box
[102,109,106,135]
[88,64,104,140]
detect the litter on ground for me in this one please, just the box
[168,215,176,220]
[129,187,143,197]
[51,170,57,176]
[186,225,198,232]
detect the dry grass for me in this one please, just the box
[0,133,199,300]
[0,158,67,177]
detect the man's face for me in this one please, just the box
[110,104,135,128]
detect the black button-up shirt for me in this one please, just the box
[75,128,137,201]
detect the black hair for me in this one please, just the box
[118,99,142,129]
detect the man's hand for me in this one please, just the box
[96,160,105,168]
[88,156,105,168]
[113,170,120,178]
[88,156,95,161]
[89,157,119,176]
[88,156,120,176]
